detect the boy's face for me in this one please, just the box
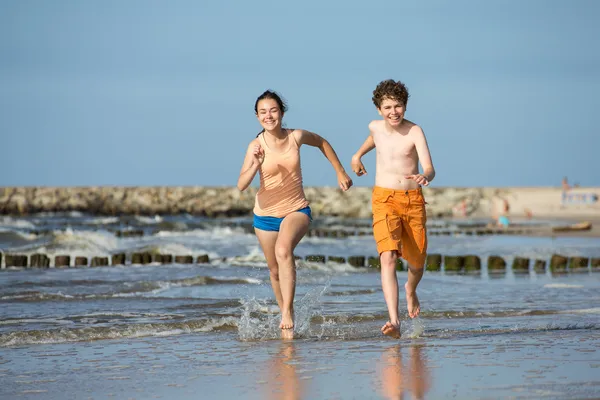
[377,97,405,127]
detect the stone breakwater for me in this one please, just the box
[1,186,599,218]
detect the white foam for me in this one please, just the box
[86,217,119,225]
[544,283,584,289]
[0,217,35,229]
[0,318,73,326]
[559,307,600,314]
[0,229,38,240]
[135,215,163,224]
[238,285,329,341]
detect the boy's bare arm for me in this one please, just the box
[405,126,435,185]
[351,126,376,176]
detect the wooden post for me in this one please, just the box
[175,255,193,264]
[426,254,442,271]
[91,257,109,267]
[464,255,481,272]
[444,255,465,272]
[5,255,28,267]
[30,253,50,268]
[55,255,71,268]
[487,256,506,272]
[111,253,126,266]
[512,257,530,273]
[394,258,403,271]
[132,252,152,265]
[549,254,568,272]
[75,257,88,267]
[305,255,326,263]
[569,257,589,270]
[348,256,365,267]
[157,254,173,264]
[328,256,345,264]
[367,256,381,268]
[196,254,210,264]
[534,259,546,272]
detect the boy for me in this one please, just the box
[351,79,435,338]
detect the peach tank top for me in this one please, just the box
[253,131,309,218]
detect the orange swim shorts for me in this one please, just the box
[372,186,428,268]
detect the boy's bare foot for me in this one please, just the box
[280,310,294,330]
[381,321,401,338]
[405,282,420,318]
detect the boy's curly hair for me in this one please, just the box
[372,79,410,109]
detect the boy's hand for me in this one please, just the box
[405,174,429,186]
[337,171,353,192]
[351,156,367,176]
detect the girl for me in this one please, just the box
[237,90,352,331]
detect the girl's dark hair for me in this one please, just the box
[255,90,288,136]
[254,90,287,114]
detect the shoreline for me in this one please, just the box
[1,186,599,220]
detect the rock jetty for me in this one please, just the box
[1,186,599,218]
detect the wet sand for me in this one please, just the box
[2,328,599,400]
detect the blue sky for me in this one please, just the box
[1,0,598,188]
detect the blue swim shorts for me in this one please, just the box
[253,207,312,232]
[498,215,510,227]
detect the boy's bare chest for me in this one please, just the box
[374,132,415,158]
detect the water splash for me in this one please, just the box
[237,284,329,341]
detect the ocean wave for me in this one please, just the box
[227,255,368,274]
[0,275,262,301]
[9,279,115,288]
[544,283,585,289]
[0,230,38,243]
[154,226,246,238]
[0,216,36,230]
[0,317,238,347]
[84,217,119,225]
[135,215,163,224]
[22,229,120,256]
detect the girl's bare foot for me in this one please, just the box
[280,310,294,330]
[381,321,401,338]
[405,282,420,318]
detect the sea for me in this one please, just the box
[1,213,599,399]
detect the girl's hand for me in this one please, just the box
[252,144,265,165]
[337,171,353,192]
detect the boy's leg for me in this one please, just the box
[402,191,428,319]
[405,265,424,318]
[380,250,401,338]
[274,212,310,329]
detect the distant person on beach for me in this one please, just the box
[351,79,435,338]
[237,90,352,334]
[562,176,571,192]
[496,198,510,228]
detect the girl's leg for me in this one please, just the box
[254,228,283,310]
[275,212,310,329]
